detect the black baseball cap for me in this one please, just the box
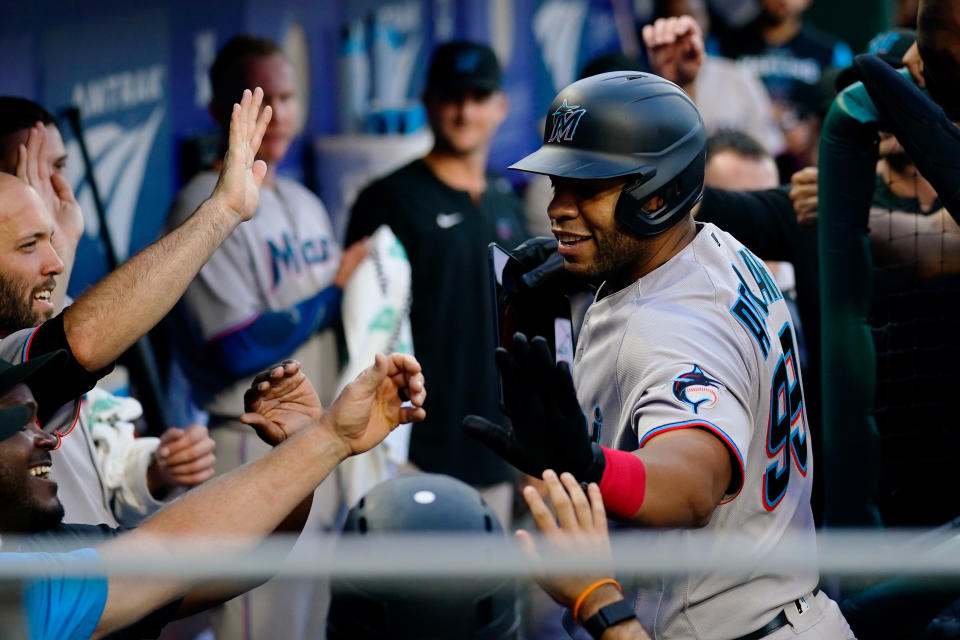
[425,41,502,96]
[0,351,67,440]
[835,29,917,92]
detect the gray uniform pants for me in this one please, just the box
[765,591,856,639]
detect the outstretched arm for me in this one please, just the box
[62,88,271,372]
[241,355,426,447]
[91,353,426,636]
[464,333,731,527]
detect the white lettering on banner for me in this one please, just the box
[66,105,166,260]
[70,65,166,118]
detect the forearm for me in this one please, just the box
[698,187,797,261]
[167,494,314,620]
[601,431,730,527]
[136,420,341,539]
[65,196,242,372]
[211,285,343,378]
[95,418,346,634]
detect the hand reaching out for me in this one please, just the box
[210,87,273,222]
[147,425,217,498]
[518,471,646,637]
[321,353,426,459]
[517,470,616,609]
[642,16,705,92]
[240,360,323,446]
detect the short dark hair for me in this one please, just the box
[0,97,57,139]
[706,129,770,162]
[209,34,284,106]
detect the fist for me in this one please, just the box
[147,425,217,498]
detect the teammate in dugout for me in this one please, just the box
[0,97,217,530]
[463,73,854,639]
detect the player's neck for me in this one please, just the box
[606,216,698,295]
[423,146,489,203]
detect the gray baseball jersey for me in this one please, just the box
[168,171,342,413]
[574,222,820,639]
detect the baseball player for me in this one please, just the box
[0,97,216,530]
[464,72,854,639]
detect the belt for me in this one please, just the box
[733,590,819,640]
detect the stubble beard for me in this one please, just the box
[576,221,646,287]
[0,272,49,336]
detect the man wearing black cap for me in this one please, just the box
[0,350,427,639]
[346,41,528,522]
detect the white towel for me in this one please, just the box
[336,225,414,506]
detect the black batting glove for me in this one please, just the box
[462,332,605,482]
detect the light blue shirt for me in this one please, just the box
[12,548,108,640]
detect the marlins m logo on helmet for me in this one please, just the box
[548,99,587,143]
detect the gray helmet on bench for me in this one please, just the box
[326,473,519,640]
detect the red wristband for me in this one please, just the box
[597,447,646,519]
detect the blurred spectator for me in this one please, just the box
[704,128,780,190]
[715,0,853,174]
[651,1,785,154]
[346,41,528,527]
[164,34,365,640]
[874,132,940,214]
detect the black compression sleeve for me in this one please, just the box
[27,313,114,422]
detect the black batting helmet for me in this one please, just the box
[510,71,707,236]
[326,474,519,640]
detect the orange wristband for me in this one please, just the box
[572,578,622,623]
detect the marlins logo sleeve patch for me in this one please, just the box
[672,365,724,413]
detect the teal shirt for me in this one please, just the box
[14,548,108,640]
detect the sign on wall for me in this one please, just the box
[42,9,172,295]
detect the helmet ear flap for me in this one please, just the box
[614,151,706,237]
